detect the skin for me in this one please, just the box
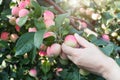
[62,33,120,80]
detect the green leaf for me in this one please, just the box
[25,76,35,80]
[0,72,9,80]
[102,12,113,24]
[102,12,113,20]
[34,30,45,49]
[100,43,114,56]
[41,61,51,74]
[1,9,11,19]
[20,58,30,65]
[34,19,46,30]
[59,58,68,65]
[72,69,81,80]
[116,13,120,19]
[55,13,69,27]
[114,1,120,8]
[0,40,8,48]
[60,69,68,79]
[94,39,108,46]
[60,68,81,80]
[31,0,41,17]
[15,32,34,56]
[88,34,97,42]
[29,47,37,63]
[16,68,24,79]
[96,77,105,80]
[43,36,55,46]
[70,27,83,35]
[115,58,120,66]
[18,16,28,27]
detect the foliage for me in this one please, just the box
[0,0,120,80]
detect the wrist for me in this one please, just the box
[101,57,120,80]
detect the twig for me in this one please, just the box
[44,0,84,30]
[37,0,94,31]
[44,0,65,14]
[71,16,94,29]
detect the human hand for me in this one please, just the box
[62,33,120,80]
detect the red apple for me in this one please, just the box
[0,32,9,41]
[46,43,61,57]
[64,35,79,48]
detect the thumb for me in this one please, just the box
[74,33,91,48]
[62,43,80,56]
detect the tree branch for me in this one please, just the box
[37,0,94,31]
[44,0,65,14]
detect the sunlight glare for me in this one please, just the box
[68,0,79,8]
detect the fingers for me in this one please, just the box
[74,33,92,47]
[62,43,81,56]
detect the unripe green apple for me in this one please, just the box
[111,32,118,37]
[10,34,19,42]
[79,69,90,76]
[101,24,107,30]
[117,36,120,41]
[9,17,16,25]
[24,53,28,58]
[104,29,111,34]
